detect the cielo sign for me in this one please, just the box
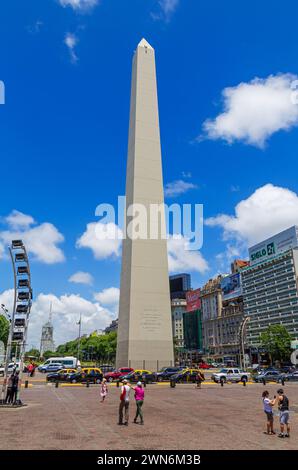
[250,242,275,263]
[249,226,298,266]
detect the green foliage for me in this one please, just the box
[0,315,10,346]
[43,350,59,359]
[56,331,117,362]
[26,348,40,358]
[260,324,292,362]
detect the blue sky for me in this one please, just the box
[1,0,298,346]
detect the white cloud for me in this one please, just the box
[206,184,298,246]
[151,0,179,22]
[164,179,197,198]
[76,222,122,260]
[94,287,119,306]
[58,0,99,12]
[167,235,209,273]
[203,74,298,148]
[5,210,35,229]
[0,211,65,264]
[69,271,93,285]
[64,33,79,63]
[0,289,115,348]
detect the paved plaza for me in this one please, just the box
[0,377,297,450]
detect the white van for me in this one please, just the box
[39,356,80,370]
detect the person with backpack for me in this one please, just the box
[277,388,290,438]
[118,379,131,426]
[262,390,276,435]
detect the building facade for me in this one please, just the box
[242,227,298,361]
[169,273,191,300]
[201,276,223,356]
[171,298,186,349]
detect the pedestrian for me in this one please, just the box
[100,378,108,403]
[4,374,14,404]
[118,379,131,426]
[133,381,144,425]
[196,370,205,389]
[11,371,19,404]
[262,390,276,435]
[276,388,290,438]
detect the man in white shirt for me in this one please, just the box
[118,379,131,426]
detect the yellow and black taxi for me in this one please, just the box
[66,367,103,384]
[46,368,77,382]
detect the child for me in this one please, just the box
[262,390,276,435]
[100,378,108,403]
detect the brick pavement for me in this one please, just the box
[0,381,297,450]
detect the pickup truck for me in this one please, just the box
[211,368,250,383]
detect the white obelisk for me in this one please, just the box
[116,39,174,370]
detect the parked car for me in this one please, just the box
[38,363,64,373]
[120,370,157,383]
[171,368,200,383]
[211,368,250,383]
[285,370,298,382]
[198,362,210,369]
[99,364,115,374]
[253,370,286,383]
[104,367,134,382]
[155,367,184,382]
[46,368,77,382]
[67,367,103,384]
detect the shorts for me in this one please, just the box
[265,411,273,422]
[280,411,289,425]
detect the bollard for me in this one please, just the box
[55,381,59,388]
[281,377,285,386]
[143,380,146,388]
[117,380,119,388]
[25,380,29,389]
[220,378,224,387]
[86,380,90,388]
[242,378,246,387]
[262,378,266,386]
[170,379,176,388]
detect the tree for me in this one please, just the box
[260,324,292,362]
[26,348,40,358]
[55,331,117,363]
[43,350,59,360]
[0,315,9,347]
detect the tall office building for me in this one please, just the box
[116,39,174,369]
[242,226,298,361]
[169,273,191,300]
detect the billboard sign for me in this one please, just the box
[249,226,298,266]
[186,288,201,312]
[221,273,242,300]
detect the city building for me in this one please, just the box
[116,39,174,370]
[182,289,203,364]
[201,271,247,364]
[171,298,186,349]
[201,276,223,356]
[242,226,298,363]
[169,273,191,300]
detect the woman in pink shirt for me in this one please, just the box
[133,381,145,425]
